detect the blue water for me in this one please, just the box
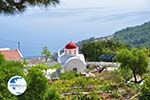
[0,0,150,57]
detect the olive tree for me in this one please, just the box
[116,48,149,83]
[41,46,51,62]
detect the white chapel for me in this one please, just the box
[57,41,86,72]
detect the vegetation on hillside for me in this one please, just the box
[0,59,24,100]
[79,21,150,49]
[0,49,150,99]
[139,76,150,100]
[80,39,128,61]
[0,21,150,99]
[41,46,52,62]
[113,21,150,48]
[116,48,149,83]
[0,54,57,100]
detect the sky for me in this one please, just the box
[0,0,150,57]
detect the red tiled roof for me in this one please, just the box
[65,41,78,49]
[0,49,23,61]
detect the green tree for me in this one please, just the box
[0,0,59,14]
[116,48,149,83]
[35,63,49,70]
[49,63,61,69]
[80,40,127,61]
[0,53,5,64]
[41,46,51,62]
[19,66,48,100]
[45,88,61,100]
[113,21,150,48]
[0,57,24,100]
[0,55,60,100]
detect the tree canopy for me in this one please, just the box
[80,39,128,61]
[0,0,59,14]
[0,55,60,100]
[113,21,150,48]
[41,46,51,62]
[116,48,149,83]
[79,21,150,48]
[0,56,24,100]
[19,66,49,100]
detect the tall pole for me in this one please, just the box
[18,42,20,51]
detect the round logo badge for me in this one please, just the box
[7,75,27,95]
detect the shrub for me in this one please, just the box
[139,76,150,100]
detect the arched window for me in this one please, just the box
[69,50,71,54]
[74,50,76,54]
[65,50,67,54]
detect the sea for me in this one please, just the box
[0,0,150,57]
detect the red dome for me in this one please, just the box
[65,41,78,49]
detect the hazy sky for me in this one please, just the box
[60,0,149,9]
[0,0,150,56]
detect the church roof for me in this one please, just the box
[65,41,78,49]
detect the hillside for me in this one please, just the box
[79,21,150,48]
[113,21,150,48]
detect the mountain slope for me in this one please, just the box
[78,21,150,48]
[113,21,150,47]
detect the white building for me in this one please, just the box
[57,41,86,72]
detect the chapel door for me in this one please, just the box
[73,68,77,72]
